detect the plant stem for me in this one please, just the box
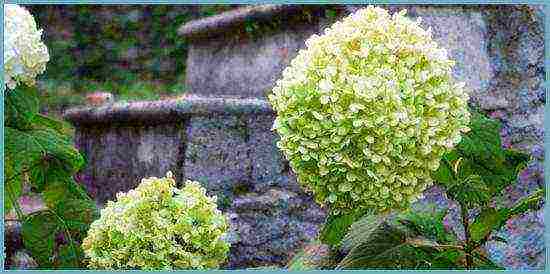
[460,203,473,269]
[49,209,80,267]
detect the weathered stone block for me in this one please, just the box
[247,114,300,193]
[74,123,184,204]
[183,115,251,204]
[180,5,328,99]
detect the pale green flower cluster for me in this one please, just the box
[82,172,230,270]
[268,7,470,215]
[4,4,49,90]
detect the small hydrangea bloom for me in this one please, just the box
[268,6,470,215]
[4,4,49,89]
[82,172,230,270]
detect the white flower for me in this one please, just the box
[318,79,333,93]
[268,6,470,215]
[4,4,49,90]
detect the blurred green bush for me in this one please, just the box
[26,5,241,115]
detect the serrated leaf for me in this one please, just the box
[30,157,76,193]
[446,174,491,208]
[469,188,544,246]
[337,221,461,269]
[5,127,84,178]
[5,85,39,129]
[55,198,98,234]
[469,207,509,243]
[32,113,73,136]
[397,207,457,245]
[21,211,62,267]
[42,180,76,209]
[433,111,530,208]
[29,160,49,192]
[5,127,44,177]
[455,111,502,160]
[336,211,482,269]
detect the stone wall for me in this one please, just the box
[66,97,327,268]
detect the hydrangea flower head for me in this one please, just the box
[82,172,230,270]
[4,4,49,89]
[268,6,470,215]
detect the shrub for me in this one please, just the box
[81,172,230,270]
[268,6,470,215]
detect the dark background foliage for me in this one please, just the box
[25,5,241,115]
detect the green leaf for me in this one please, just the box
[42,178,91,209]
[337,211,467,270]
[334,209,506,269]
[340,213,386,252]
[320,211,365,248]
[446,174,491,208]
[508,188,544,217]
[338,226,458,269]
[21,211,62,267]
[433,111,530,208]
[469,188,543,246]
[5,126,43,176]
[397,207,457,245]
[4,85,39,129]
[55,198,98,234]
[30,157,79,193]
[5,126,84,178]
[54,244,83,269]
[4,156,23,214]
[469,207,509,243]
[32,113,73,136]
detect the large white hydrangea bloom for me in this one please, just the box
[4,4,49,90]
[268,6,471,215]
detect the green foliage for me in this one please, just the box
[28,5,241,115]
[468,188,544,245]
[337,211,460,269]
[5,84,39,129]
[433,111,530,209]
[4,85,98,269]
[21,211,60,267]
[320,212,364,248]
[336,210,503,270]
